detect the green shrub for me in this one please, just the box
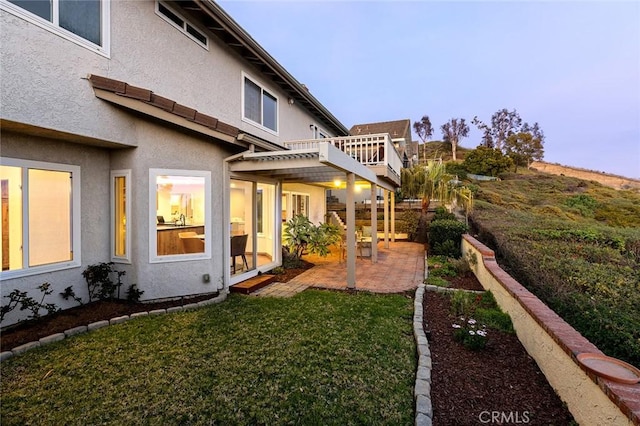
[429,219,468,258]
[445,162,468,180]
[283,214,341,261]
[397,210,420,241]
[425,276,450,287]
[433,207,456,221]
[475,308,513,333]
[564,194,598,217]
[463,146,513,177]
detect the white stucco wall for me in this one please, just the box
[0,133,111,325]
[283,183,327,225]
[0,0,344,326]
[1,1,337,148]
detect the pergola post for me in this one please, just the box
[346,172,356,289]
[391,190,395,243]
[370,183,378,262]
[383,189,390,249]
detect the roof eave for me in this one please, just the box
[194,0,349,136]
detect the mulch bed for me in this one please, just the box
[424,273,575,425]
[1,260,317,352]
[1,293,217,352]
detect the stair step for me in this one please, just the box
[230,274,277,295]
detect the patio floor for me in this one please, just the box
[254,241,426,297]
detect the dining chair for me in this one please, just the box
[230,234,249,273]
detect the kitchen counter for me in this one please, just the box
[157,224,205,231]
[157,225,205,255]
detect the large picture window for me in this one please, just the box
[243,74,278,133]
[2,0,109,53]
[0,158,81,278]
[150,169,211,262]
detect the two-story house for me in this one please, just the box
[0,0,401,325]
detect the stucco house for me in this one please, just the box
[0,0,401,326]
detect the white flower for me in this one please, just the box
[452,324,462,329]
[468,319,477,325]
[468,330,476,335]
[477,330,487,337]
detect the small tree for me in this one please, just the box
[441,118,469,162]
[283,215,341,264]
[413,116,433,163]
[504,131,544,172]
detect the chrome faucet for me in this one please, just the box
[179,214,186,226]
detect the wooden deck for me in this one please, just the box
[230,274,277,295]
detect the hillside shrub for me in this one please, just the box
[463,146,513,177]
[429,219,468,258]
[433,207,456,221]
[564,194,598,217]
[469,173,640,366]
[397,210,421,241]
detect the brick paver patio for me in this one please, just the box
[254,241,425,296]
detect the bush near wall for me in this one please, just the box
[428,219,468,258]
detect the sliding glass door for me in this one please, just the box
[229,179,277,277]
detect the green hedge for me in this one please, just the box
[428,219,468,258]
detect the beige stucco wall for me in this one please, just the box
[461,235,633,426]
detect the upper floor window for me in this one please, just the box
[0,158,81,279]
[2,0,109,54]
[156,1,208,49]
[243,74,278,134]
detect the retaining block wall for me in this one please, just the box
[462,234,639,426]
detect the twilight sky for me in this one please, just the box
[219,1,640,179]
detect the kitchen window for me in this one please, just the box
[150,169,211,262]
[1,0,110,54]
[243,74,278,133]
[0,158,81,278]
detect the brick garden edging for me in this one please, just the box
[462,234,639,426]
[0,292,228,362]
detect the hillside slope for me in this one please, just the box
[468,172,640,366]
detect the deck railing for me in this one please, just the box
[284,133,402,179]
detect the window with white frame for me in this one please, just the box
[2,0,109,54]
[282,191,309,221]
[111,170,131,263]
[150,169,211,262]
[156,1,208,49]
[243,74,278,133]
[0,158,81,278]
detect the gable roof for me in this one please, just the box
[180,1,348,137]
[349,119,411,140]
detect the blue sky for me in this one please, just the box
[219,1,640,179]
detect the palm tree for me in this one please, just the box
[400,159,473,217]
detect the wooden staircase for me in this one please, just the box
[230,274,277,295]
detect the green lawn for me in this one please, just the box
[1,290,416,425]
